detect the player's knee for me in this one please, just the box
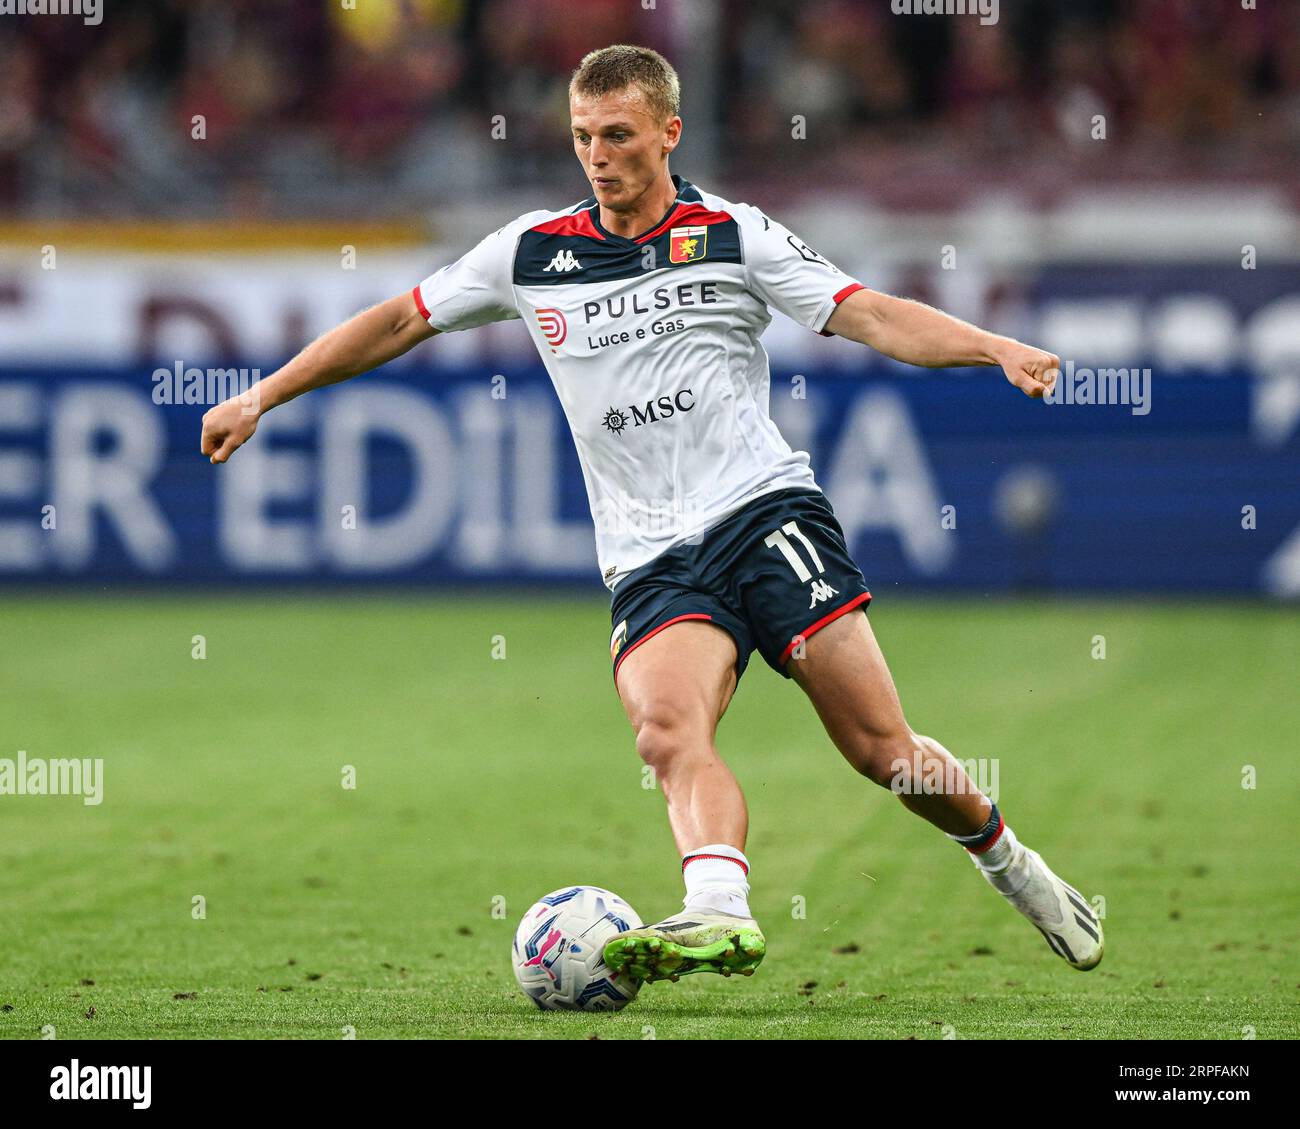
[850,729,924,788]
[632,705,710,774]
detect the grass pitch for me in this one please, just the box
[1,593,1296,1039]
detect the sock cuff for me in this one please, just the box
[947,803,1005,854]
[682,844,749,876]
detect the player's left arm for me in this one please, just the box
[824,288,1059,399]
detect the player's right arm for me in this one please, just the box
[201,208,542,465]
[200,289,438,464]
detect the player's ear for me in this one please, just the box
[662,115,682,155]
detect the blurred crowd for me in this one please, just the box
[0,0,1296,220]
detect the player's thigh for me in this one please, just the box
[787,609,913,778]
[615,620,739,751]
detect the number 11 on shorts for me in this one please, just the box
[764,520,826,581]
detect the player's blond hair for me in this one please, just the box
[569,45,681,124]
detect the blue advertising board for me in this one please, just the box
[0,363,1295,596]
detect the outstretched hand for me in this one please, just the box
[201,393,261,464]
[998,341,1060,399]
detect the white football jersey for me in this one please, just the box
[413,174,865,590]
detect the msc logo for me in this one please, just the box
[534,307,567,347]
[600,388,695,437]
[543,249,583,273]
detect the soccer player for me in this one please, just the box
[201,45,1103,983]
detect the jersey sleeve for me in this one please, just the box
[736,203,866,336]
[412,221,524,332]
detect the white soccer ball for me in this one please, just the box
[512,885,643,1011]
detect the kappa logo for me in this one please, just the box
[543,249,583,273]
[534,307,567,347]
[808,578,839,608]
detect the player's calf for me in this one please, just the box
[841,727,992,836]
[845,729,1106,970]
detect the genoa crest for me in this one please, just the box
[668,225,708,264]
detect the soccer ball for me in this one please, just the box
[512,885,643,1011]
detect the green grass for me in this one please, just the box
[1,594,1296,1039]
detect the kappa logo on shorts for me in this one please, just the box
[610,619,629,659]
[808,578,838,608]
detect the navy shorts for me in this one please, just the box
[609,487,872,688]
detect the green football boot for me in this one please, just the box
[603,909,766,983]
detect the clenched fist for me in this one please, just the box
[997,341,1060,398]
[201,392,261,464]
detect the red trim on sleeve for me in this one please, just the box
[411,284,431,322]
[613,613,714,683]
[780,591,872,665]
[818,281,867,337]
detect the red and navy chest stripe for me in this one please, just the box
[514,190,742,287]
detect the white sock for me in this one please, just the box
[681,843,752,918]
[946,801,1020,874]
[970,823,1019,874]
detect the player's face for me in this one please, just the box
[570,87,681,213]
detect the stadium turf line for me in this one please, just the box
[1,595,1295,1039]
